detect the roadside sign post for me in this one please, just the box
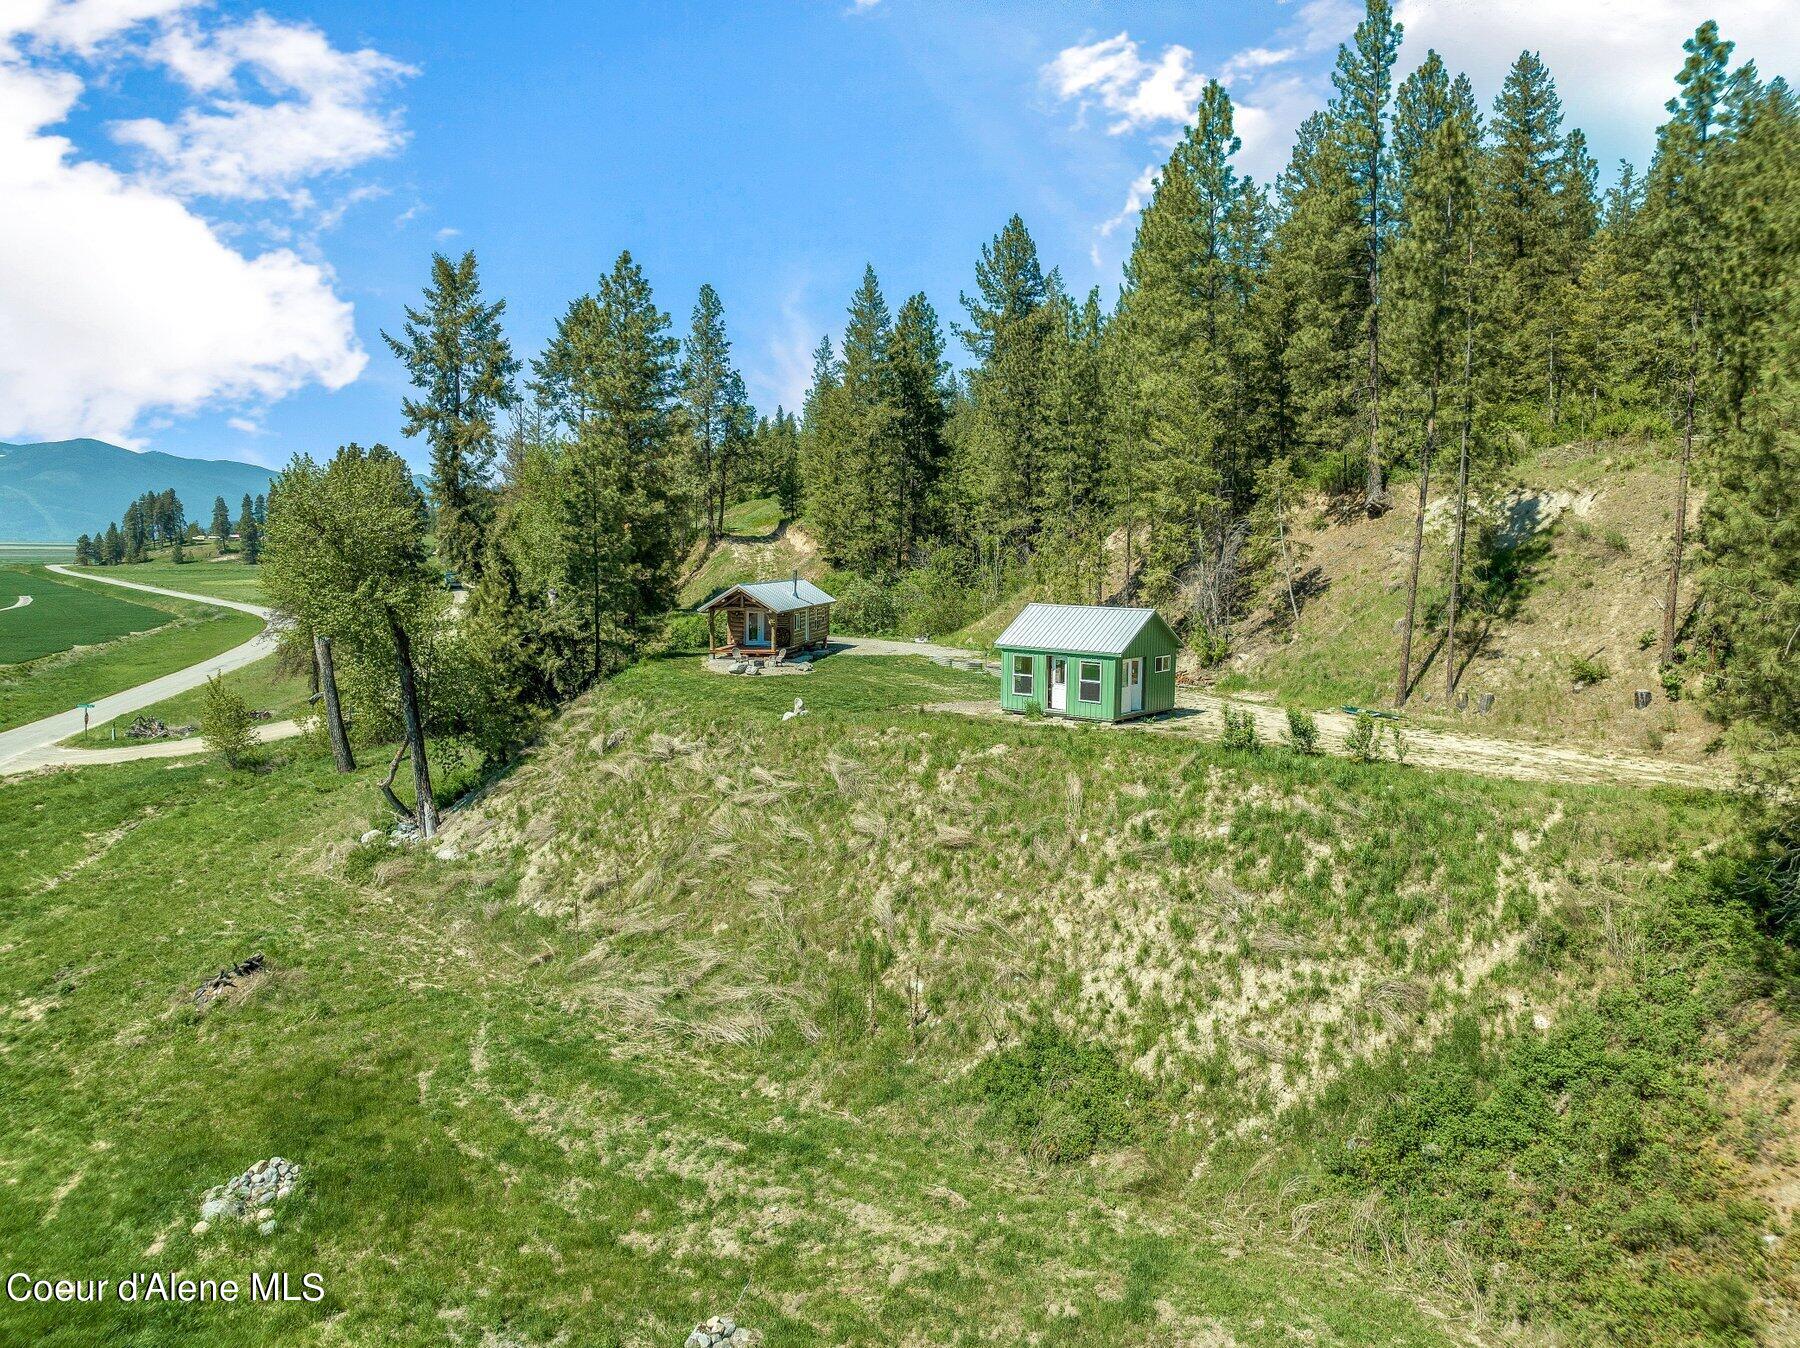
[77,702,95,744]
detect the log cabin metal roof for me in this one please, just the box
[995,603,1169,656]
[698,578,836,615]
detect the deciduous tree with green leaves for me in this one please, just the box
[263,443,445,836]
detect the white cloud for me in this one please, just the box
[113,13,413,203]
[1093,164,1159,264]
[0,4,400,446]
[1046,33,1208,134]
[1395,0,1800,158]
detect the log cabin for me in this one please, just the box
[698,576,836,660]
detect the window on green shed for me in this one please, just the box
[1011,654,1034,696]
[1155,654,1172,673]
[1077,660,1101,703]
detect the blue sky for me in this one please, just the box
[3,0,1795,472]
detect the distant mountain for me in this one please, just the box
[0,439,277,543]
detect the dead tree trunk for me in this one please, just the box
[1661,330,1698,665]
[379,743,411,820]
[1277,508,1300,625]
[314,634,355,773]
[387,612,437,838]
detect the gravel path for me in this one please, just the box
[0,567,279,777]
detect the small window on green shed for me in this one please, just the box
[1077,660,1102,703]
[1011,654,1034,696]
[1155,654,1172,673]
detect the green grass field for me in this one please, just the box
[68,556,267,606]
[0,568,263,733]
[1,650,1787,1345]
[0,565,168,664]
[66,651,311,743]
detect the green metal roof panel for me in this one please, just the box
[699,578,836,615]
[995,603,1170,656]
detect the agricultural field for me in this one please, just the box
[0,565,168,664]
[0,569,262,733]
[2,652,1788,1347]
[68,556,267,606]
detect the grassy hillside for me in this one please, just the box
[677,498,826,609]
[1216,440,1718,761]
[4,650,1790,1345]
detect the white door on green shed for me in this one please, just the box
[1124,657,1143,713]
[1049,658,1067,711]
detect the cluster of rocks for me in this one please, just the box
[360,821,421,847]
[125,715,194,740]
[193,953,264,1009]
[194,1157,300,1236]
[684,1316,761,1348]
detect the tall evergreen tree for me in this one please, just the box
[1114,81,1262,633]
[1647,22,1734,663]
[678,283,753,541]
[555,252,684,683]
[1331,0,1403,510]
[383,251,520,578]
[210,495,231,544]
[887,293,953,565]
[957,216,1055,559]
[1389,54,1481,703]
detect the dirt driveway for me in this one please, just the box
[929,685,1732,791]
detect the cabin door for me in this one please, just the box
[1123,657,1144,713]
[1049,658,1067,712]
[745,609,769,647]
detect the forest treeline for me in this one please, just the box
[254,2,1793,920]
[73,490,265,565]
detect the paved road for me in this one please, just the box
[0,567,279,776]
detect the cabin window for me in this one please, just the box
[1011,654,1034,696]
[1154,654,1172,673]
[1077,660,1102,703]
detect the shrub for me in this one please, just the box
[200,674,258,769]
[970,1024,1151,1164]
[1569,654,1610,687]
[1284,707,1319,754]
[663,611,711,652]
[1345,712,1380,762]
[1188,627,1230,668]
[1386,721,1408,764]
[1638,629,1657,650]
[1660,664,1684,702]
[829,572,899,637]
[1220,705,1258,751]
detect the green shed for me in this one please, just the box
[995,603,1180,723]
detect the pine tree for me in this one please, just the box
[831,267,904,574]
[1647,22,1734,663]
[1040,287,1111,600]
[554,252,684,683]
[1114,81,1260,634]
[253,494,267,526]
[383,250,520,579]
[679,283,753,541]
[798,335,847,555]
[887,293,953,565]
[957,216,1055,560]
[103,522,122,565]
[210,495,231,545]
[1390,54,1481,703]
[1265,112,1365,490]
[74,534,93,566]
[1332,0,1403,510]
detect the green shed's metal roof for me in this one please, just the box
[995,603,1172,656]
[698,578,836,615]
